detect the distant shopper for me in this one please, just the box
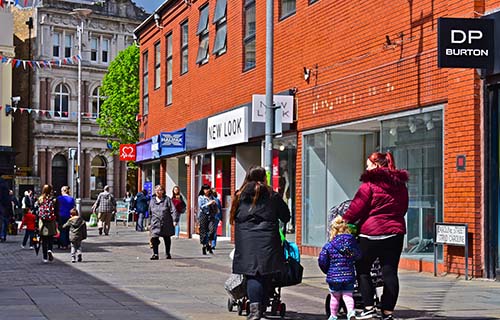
[63,208,87,263]
[57,186,75,249]
[19,209,37,249]
[134,189,150,232]
[92,185,116,236]
[171,186,186,238]
[0,177,11,242]
[148,185,177,260]
[37,184,58,263]
[211,189,223,250]
[197,184,217,255]
[318,216,361,320]
[230,166,290,320]
[343,152,409,320]
[21,190,34,213]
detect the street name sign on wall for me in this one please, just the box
[434,222,469,280]
[207,107,248,149]
[252,94,294,124]
[438,17,494,68]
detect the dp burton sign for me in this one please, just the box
[438,17,494,69]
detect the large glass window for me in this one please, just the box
[91,86,105,119]
[53,84,69,118]
[64,34,72,58]
[91,156,107,199]
[90,37,98,61]
[102,39,109,63]
[381,110,443,256]
[180,20,189,74]
[243,0,256,70]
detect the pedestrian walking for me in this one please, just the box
[211,189,223,249]
[148,185,177,260]
[62,208,87,263]
[230,166,290,320]
[21,190,34,213]
[57,186,75,249]
[318,216,362,320]
[134,189,149,232]
[171,186,186,239]
[197,184,217,255]
[92,185,116,236]
[19,209,36,249]
[37,184,58,263]
[342,151,409,320]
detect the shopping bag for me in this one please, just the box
[89,213,98,227]
[224,274,246,300]
[278,257,304,287]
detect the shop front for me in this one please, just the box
[301,106,444,262]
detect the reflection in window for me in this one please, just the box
[143,51,149,115]
[154,42,161,89]
[102,39,109,63]
[166,33,173,105]
[212,0,227,56]
[64,34,72,58]
[91,38,98,61]
[91,86,105,118]
[180,20,189,74]
[53,84,69,118]
[53,32,60,57]
[381,110,443,256]
[280,0,296,19]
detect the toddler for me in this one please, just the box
[19,210,36,249]
[318,216,361,320]
[62,208,87,263]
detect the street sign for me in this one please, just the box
[434,222,469,280]
[119,144,136,161]
[252,94,294,124]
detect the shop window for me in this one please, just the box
[381,110,443,256]
[91,156,107,199]
[243,0,256,70]
[280,0,296,20]
[196,4,210,64]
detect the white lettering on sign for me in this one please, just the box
[451,30,483,44]
[207,107,248,149]
[435,224,467,246]
[445,48,489,57]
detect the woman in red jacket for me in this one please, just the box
[342,152,409,320]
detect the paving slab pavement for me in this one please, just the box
[0,226,499,319]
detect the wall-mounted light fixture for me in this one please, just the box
[154,13,163,29]
[303,67,311,83]
[408,117,417,134]
[133,34,140,47]
[184,155,190,166]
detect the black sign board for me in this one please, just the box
[438,18,494,68]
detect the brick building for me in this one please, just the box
[135,0,500,279]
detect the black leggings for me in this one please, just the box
[41,235,53,260]
[151,236,171,256]
[356,234,404,312]
[198,214,216,246]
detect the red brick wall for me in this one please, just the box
[136,0,498,276]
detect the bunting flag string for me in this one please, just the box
[1,104,99,119]
[2,0,40,9]
[0,54,81,70]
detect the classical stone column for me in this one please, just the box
[45,148,52,186]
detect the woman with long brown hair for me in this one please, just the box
[230,166,290,320]
[342,152,409,320]
[37,184,59,263]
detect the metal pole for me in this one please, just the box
[264,0,274,187]
[76,21,82,214]
[465,224,469,280]
[26,17,33,167]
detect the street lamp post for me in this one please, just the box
[72,8,92,214]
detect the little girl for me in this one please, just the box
[318,216,361,320]
[62,208,87,263]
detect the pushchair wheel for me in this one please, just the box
[237,301,243,315]
[227,298,234,312]
[279,302,286,318]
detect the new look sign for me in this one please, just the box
[207,107,248,149]
[438,17,494,68]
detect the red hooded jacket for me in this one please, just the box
[343,167,409,236]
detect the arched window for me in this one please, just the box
[53,84,69,118]
[91,155,107,199]
[51,154,68,197]
[91,86,105,118]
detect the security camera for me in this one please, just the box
[11,96,21,103]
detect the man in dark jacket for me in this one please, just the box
[134,189,149,232]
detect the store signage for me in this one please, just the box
[207,107,248,149]
[119,144,136,161]
[252,94,294,124]
[438,17,494,68]
[151,135,160,158]
[161,130,185,148]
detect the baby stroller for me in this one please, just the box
[325,200,384,317]
[225,225,302,319]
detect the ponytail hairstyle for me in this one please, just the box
[368,151,396,170]
[230,166,270,225]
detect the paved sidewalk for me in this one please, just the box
[0,226,499,319]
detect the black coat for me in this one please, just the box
[232,185,290,276]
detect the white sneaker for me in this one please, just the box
[42,259,48,263]
[347,310,356,320]
[21,245,25,249]
[29,246,34,249]
[47,250,54,261]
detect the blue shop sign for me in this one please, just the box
[160,129,186,157]
[136,139,153,162]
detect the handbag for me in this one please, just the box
[224,273,246,299]
[278,257,304,287]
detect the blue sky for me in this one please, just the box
[132,0,164,14]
